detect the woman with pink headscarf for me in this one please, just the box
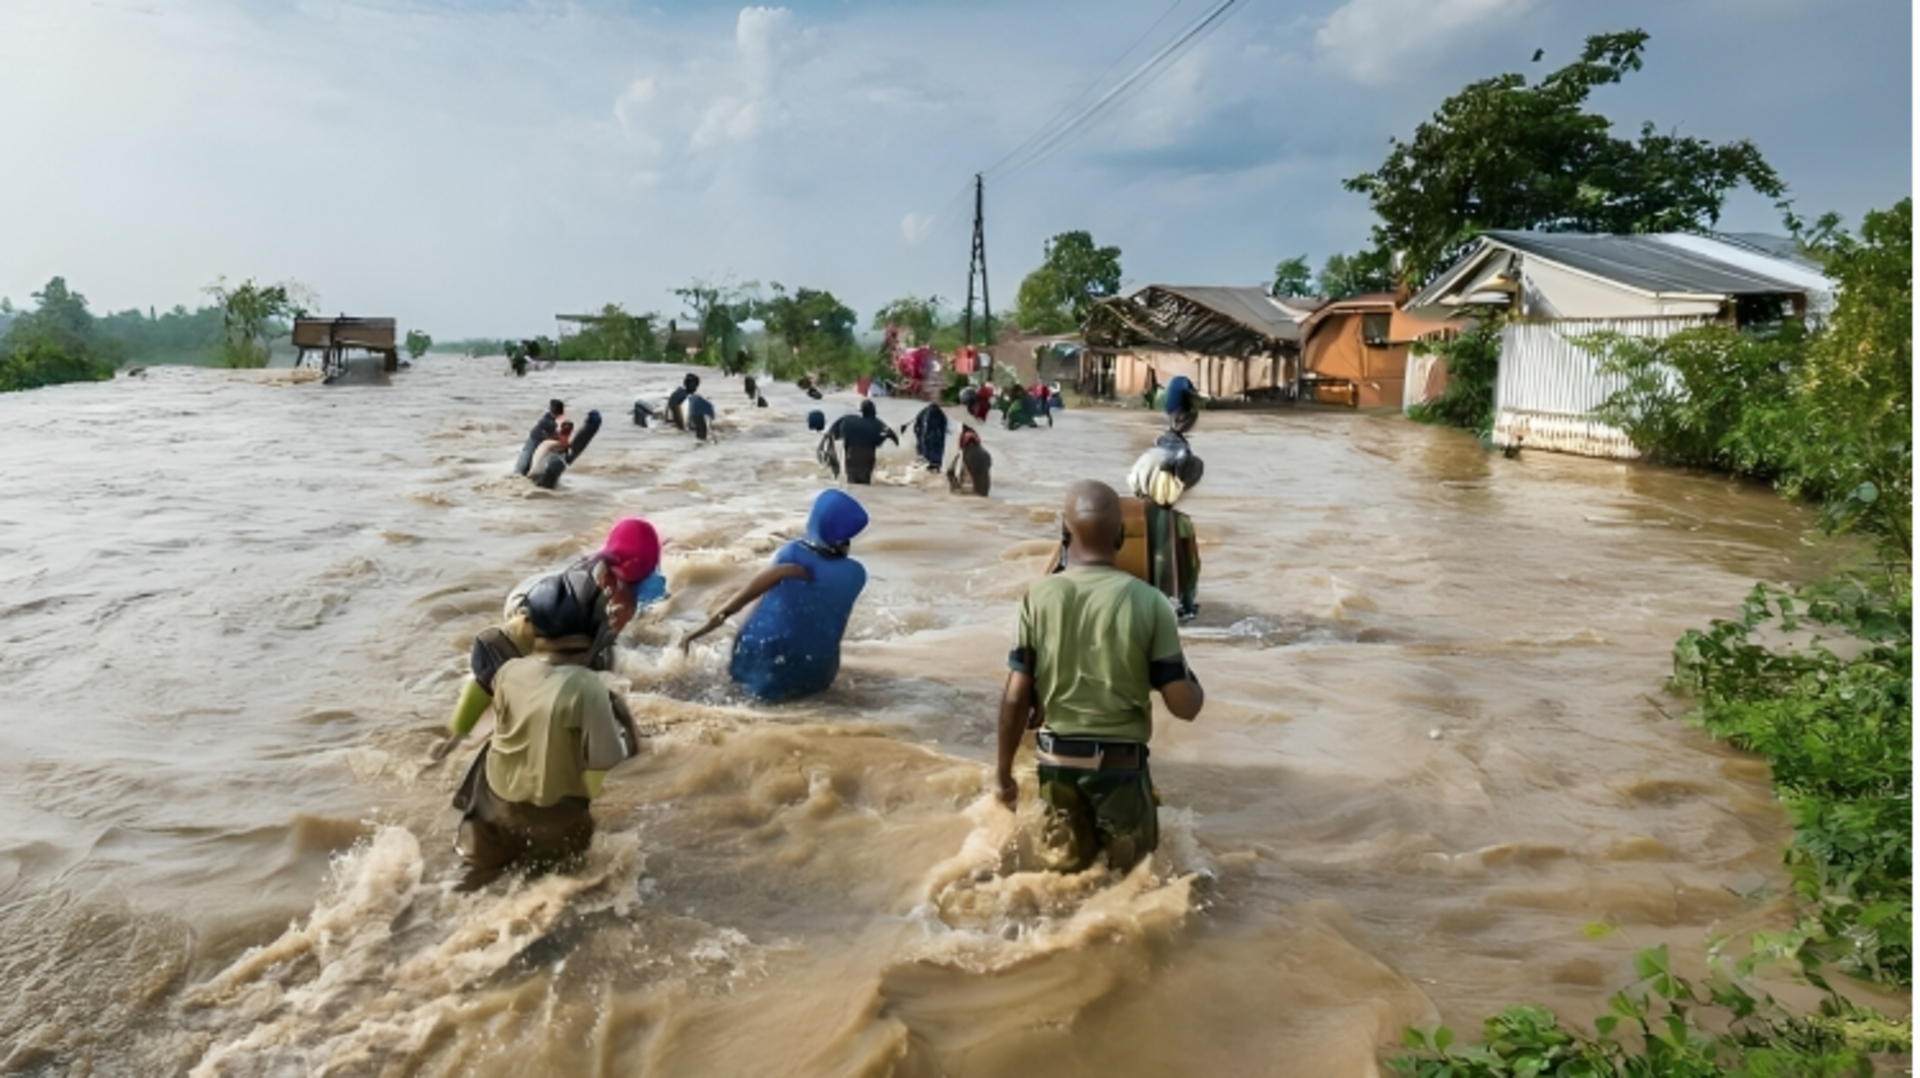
[435,518,665,759]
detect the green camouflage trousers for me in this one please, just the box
[1037,762,1160,873]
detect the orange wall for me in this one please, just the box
[1303,311,1408,408]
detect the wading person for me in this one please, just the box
[667,373,700,430]
[514,398,565,476]
[996,480,1204,873]
[908,402,949,472]
[447,574,635,891]
[823,400,898,484]
[680,489,869,703]
[439,518,663,754]
[947,425,992,496]
[1163,374,1200,434]
[685,391,716,442]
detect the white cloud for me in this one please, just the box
[1316,0,1533,85]
[615,76,658,138]
[0,0,1898,337]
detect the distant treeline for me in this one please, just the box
[0,277,241,392]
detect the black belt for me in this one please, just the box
[1036,731,1147,771]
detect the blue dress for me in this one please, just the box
[730,541,867,702]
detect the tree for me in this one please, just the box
[1316,249,1397,299]
[1270,255,1313,298]
[559,305,663,362]
[204,277,312,369]
[1014,230,1123,333]
[1344,30,1786,284]
[1784,198,1912,567]
[871,295,947,345]
[673,279,759,369]
[757,283,861,381]
[0,276,120,392]
[404,329,432,362]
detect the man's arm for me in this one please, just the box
[1147,591,1203,721]
[995,664,1037,808]
[1160,671,1204,721]
[577,676,629,798]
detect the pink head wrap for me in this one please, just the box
[599,517,661,583]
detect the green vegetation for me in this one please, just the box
[404,328,432,362]
[1315,248,1397,299]
[558,305,665,363]
[205,276,310,369]
[1405,323,1501,434]
[1394,199,1913,1075]
[1269,255,1313,298]
[672,279,758,371]
[1393,943,1907,1077]
[0,277,121,392]
[97,304,225,365]
[1345,29,1786,285]
[756,282,868,384]
[871,294,947,346]
[1014,230,1122,333]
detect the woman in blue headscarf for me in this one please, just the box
[680,489,871,702]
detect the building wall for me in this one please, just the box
[1494,315,1708,458]
[1520,261,1724,320]
[1097,348,1291,402]
[1302,311,1408,408]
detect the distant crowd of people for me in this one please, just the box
[446,363,1211,888]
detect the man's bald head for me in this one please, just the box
[1062,480,1124,561]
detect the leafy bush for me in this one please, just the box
[1392,943,1906,1077]
[1407,322,1501,433]
[0,333,116,391]
[0,277,122,391]
[1589,323,1806,480]
[1672,578,1912,986]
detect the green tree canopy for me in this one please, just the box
[0,276,120,392]
[1270,255,1313,298]
[758,284,858,358]
[673,279,759,369]
[560,304,663,363]
[1345,29,1786,284]
[871,294,947,345]
[1316,249,1397,299]
[1015,230,1123,334]
[204,277,311,369]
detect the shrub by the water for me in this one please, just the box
[1394,200,1912,1074]
[1406,322,1500,434]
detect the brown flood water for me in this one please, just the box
[0,357,1886,1075]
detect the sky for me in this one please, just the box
[1,0,1911,339]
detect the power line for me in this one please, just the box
[990,0,1250,185]
[975,0,1202,180]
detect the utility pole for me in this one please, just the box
[962,173,992,348]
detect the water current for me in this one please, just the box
[0,356,1862,1075]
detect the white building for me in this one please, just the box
[1407,231,1835,458]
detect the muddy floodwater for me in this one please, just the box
[0,357,1865,1075]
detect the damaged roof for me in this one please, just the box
[1085,285,1321,354]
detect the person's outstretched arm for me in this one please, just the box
[680,562,810,653]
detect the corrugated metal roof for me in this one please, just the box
[1482,230,1813,296]
[1146,285,1320,342]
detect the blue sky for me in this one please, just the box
[1,0,1910,338]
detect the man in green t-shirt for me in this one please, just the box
[448,573,634,890]
[996,480,1205,873]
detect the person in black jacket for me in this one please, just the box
[514,399,565,476]
[822,400,898,484]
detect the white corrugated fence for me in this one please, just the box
[1494,316,1708,459]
